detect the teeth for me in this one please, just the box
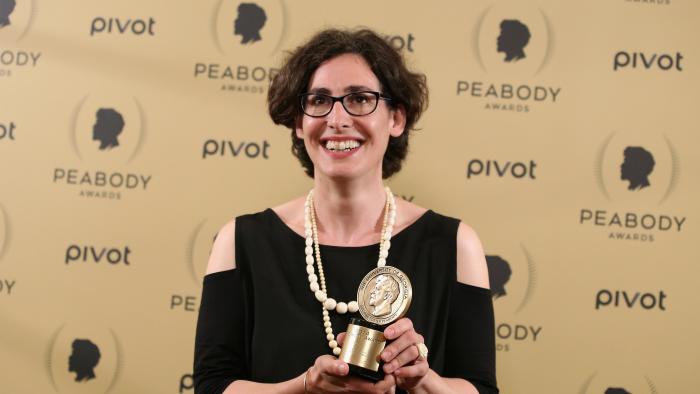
[325,140,360,151]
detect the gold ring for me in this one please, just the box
[415,343,429,360]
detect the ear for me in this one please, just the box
[388,105,407,138]
[294,116,304,139]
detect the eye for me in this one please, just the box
[348,93,372,104]
[307,94,329,106]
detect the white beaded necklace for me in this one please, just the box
[304,186,396,355]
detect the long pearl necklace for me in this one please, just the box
[304,187,396,355]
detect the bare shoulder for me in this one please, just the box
[205,218,236,275]
[455,221,490,289]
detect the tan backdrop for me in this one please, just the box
[1,0,698,393]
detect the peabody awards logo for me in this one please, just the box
[579,131,685,242]
[47,323,121,393]
[485,245,542,352]
[457,3,561,113]
[194,0,286,94]
[0,0,41,78]
[580,372,660,394]
[52,94,152,200]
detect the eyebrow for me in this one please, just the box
[307,85,379,95]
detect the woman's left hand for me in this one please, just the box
[381,318,430,391]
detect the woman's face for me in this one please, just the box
[295,53,405,181]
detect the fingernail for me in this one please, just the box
[385,328,394,338]
[338,364,347,374]
[382,350,392,360]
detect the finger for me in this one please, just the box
[373,372,396,392]
[384,317,413,340]
[337,332,346,346]
[315,355,348,377]
[383,342,420,373]
[382,330,423,363]
[394,361,429,379]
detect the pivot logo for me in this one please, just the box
[90,17,156,36]
[52,94,153,200]
[48,323,121,393]
[202,139,271,159]
[497,20,530,62]
[385,33,415,52]
[595,289,667,311]
[467,159,537,180]
[580,372,660,394]
[580,131,685,243]
[64,245,132,266]
[0,121,16,140]
[614,51,683,71]
[457,3,561,113]
[198,0,285,94]
[486,247,542,352]
[180,373,194,392]
[0,0,42,77]
[234,3,266,44]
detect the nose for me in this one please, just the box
[325,99,352,130]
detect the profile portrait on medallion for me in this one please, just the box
[233,2,267,44]
[497,19,530,62]
[92,108,124,150]
[0,0,16,28]
[368,274,400,317]
[68,338,101,382]
[620,146,655,191]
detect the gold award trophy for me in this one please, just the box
[339,266,413,381]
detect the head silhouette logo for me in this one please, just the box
[594,131,678,204]
[486,255,512,298]
[92,108,124,150]
[606,389,631,394]
[580,372,660,394]
[0,0,15,28]
[621,146,655,191]
[68,339,101,382]
[234,3,266,44]
[497,20,530,62]
[71,95,145,164]
[48,323,120,393]
[213,0,284,55]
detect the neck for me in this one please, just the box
[311,174,388,246]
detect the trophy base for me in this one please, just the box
[339,318,386,382]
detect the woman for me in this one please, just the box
[194,28,498,394]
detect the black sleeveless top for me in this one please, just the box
[194,209,498,394]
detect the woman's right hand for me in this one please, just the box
[305,355,396,394]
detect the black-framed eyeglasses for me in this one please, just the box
[299,91,392,117]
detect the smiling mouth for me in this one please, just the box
[324,139,362,152]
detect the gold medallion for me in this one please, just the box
[357,266,412,326]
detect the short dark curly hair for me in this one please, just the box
[267,28,428,179]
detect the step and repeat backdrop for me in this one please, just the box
[1,0,698,393]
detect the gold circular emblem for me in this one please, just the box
[357,266,412,325]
